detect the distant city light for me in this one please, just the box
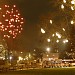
[41,28,45,34]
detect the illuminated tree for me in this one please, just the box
[0,38,8,60]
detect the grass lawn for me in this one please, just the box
[0,68,75,75]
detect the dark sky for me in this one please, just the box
[5,0,49,51]
[1,0,74,55]
[11,0,53,51]
[0,0,56,51]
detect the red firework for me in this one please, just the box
[0,5,24,39]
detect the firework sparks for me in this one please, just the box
[0,5,24,39]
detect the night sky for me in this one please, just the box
[0,0,74,53]
[2,0,53,51]
[1,0,68,52]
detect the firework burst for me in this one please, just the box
[0,5,24,39]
